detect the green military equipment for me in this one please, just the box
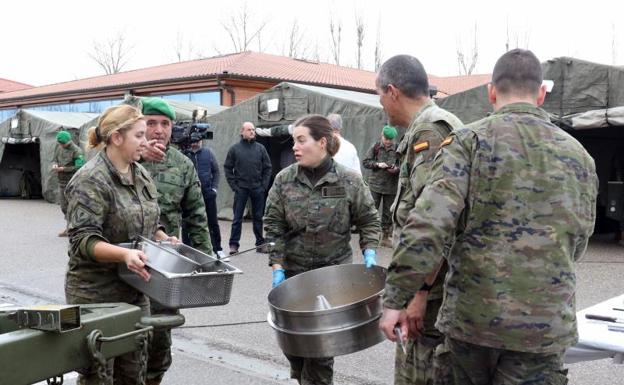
[0,302,152,385]
[6,304,81,333]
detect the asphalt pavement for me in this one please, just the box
[1,199,624,384]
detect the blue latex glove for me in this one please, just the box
[272,268,286,288]
[363,249,377,268]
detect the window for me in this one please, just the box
[158,91,220,106]
[28,98,122,114]
[0,108,17,122]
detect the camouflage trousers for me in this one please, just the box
[66,292,150,385]
[395,298,452,385]
[445,337,568,385]
[58,173,72,218]
[146,302,179,382]
[370,190,395,234]
[285,354,334,385]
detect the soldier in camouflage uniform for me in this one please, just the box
[265,115,380,385]
[65,105,176,385]
[138,97,212,385]
[375,55,463,385]
[381,49,598,384]
[362,125,400,248]
[52,130,84,236]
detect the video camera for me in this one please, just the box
[171,109,214,154]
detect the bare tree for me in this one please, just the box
[456,23,478,75]
[221,2,268,52]
[374,15,383,71]
[355,13,365,69]
[89,31,132,74]
[329,14,342,65]
[505,19,531,51]
[173,30,197,62]
[286,20,308,58]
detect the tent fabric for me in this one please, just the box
[204,82,388,218]
[0,110,97,202]
[437,57,624,233]
[437,57,624,128]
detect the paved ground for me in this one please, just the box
[1,199,623,384]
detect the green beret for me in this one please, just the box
[382,125,397,140]
[56,130,71,144]
[141,97,176,120]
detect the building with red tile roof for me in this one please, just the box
[0,51,489,113]
[0,78,31,93]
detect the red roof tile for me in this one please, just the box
[0,78,32,93]
[0,52,490,102]
[431,73,491,98]
[0,52,379,101]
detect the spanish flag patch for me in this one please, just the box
[440,136,454,147]
[413,141,429,153]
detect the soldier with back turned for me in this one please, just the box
[380,49,598,385]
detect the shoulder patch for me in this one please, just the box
[413,141,429,153]
[440,136,454,147]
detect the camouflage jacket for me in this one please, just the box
[53,140,84,181]
[387,102,598,353]
[142,146,212,255]
[264,158,380,273]
[362,141,400,195]
[385,100,463,304]
[65,150,161,303]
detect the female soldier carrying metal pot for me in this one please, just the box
[264,114,381,385]
[64,104,177,385]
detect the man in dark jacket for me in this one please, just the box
[185,139,226,259]
[224,121,272,254]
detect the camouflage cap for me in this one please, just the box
[56,130,71,144]
[141,97,176,120]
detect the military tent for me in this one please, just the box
[0,110,97,202]
[204,82,389,217]
[437,57,624,233]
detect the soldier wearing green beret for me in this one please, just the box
[138,97,212,385]
[52,130,84,236]
[362,125,400,248]
[375,55,463,385]
[381,50,598,384]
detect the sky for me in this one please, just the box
[1,0,623,87]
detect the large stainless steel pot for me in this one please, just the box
[267,264,386,358]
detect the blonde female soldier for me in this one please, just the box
[65,105,177,384]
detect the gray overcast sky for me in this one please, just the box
[2,0,623,86]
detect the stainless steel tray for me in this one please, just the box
[117,237,242,309]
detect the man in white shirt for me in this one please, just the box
[327,113,362,175]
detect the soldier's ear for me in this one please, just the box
[487,83,497,105]
[536,84,547,106]
[110,131,124,146]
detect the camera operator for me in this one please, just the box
[184,137,225,259]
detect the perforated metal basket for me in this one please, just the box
[117,238,242,309]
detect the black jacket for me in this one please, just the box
[187,146,220,197]
[224,139,272,191]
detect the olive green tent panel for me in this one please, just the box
[204,82,389,218]
[0,110,97,202]
[437,57,624,233]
